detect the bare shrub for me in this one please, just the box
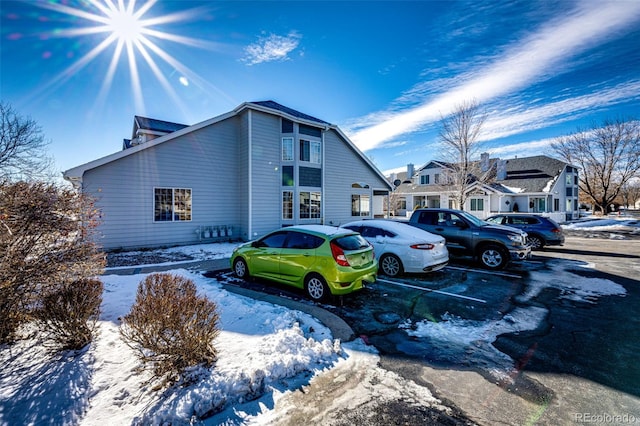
[120,273,220,384]
[33,278,103,350]
[0,181,105,344]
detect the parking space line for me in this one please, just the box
[445,265,523,279]
[376,278,487,304]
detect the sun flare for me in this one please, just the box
[29,0,219,114]
[106,7,145,43]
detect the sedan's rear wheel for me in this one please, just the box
[478,245,508,270]
[233,258,249,279]
[305,274,329,302]
[380,254,403,278]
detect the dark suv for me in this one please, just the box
[485,214,565,250]
[407,208,531,269]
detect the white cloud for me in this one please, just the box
[480,80,640,142]
[348,2,640,152]
[243,31,302,65]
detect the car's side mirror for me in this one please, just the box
[252,241,263,248]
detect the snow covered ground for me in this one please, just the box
[0,216,635,425]
[1,244,452,425]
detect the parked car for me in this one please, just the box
[407,208,531,270]
[230,225,377,301]
[342,219,448,277]
[485,214,565,249]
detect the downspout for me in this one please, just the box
[248,110,253,239]
[321,127,326,224]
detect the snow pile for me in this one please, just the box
[563,217,640,233]
[0,269,344,425]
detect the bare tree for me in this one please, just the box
[620,180,640,209]
[438,99,487,210]
[553,118,640,215]
[0,102,54,181]
[0,181,105,343]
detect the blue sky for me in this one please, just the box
[2,0,640,177]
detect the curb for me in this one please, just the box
[105,258,356,343]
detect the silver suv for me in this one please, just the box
[407,208,531,269]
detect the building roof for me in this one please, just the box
[496,155,568,193]
[64,101,391,191]
[250,101,329,125]
[133,116,188,135]
[391,154,571,195]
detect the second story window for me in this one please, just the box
[300,139,321,163]
[420,175,430,185]
[282,137,294,161]
[434,173,440,184]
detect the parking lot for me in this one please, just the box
[217,235,640,424]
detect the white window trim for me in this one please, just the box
[153,187,192,222]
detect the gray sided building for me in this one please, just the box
[64,101,392,250]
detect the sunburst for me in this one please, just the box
[29,0,223,114]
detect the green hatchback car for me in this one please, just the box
[230,225,377,301]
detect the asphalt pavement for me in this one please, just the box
[106,236,640,425]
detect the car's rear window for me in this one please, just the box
[333,234,370,250]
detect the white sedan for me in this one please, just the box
[342,219,449,277]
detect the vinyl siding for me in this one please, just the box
[247,110,282,238]
[323,129,389,225]
[82,116,241,250]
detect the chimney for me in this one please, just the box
[481,152,489,172]
[407,163,415,179]
[497,159,507,180]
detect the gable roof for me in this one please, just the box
[64,101,392,190]
[391,154,571,195]
[250,101,329,125]
[133,116,188,135]
[496,155,568,193]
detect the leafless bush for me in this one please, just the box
[0,180,105,344]
[34,278,103,350]
[120,273,220,384]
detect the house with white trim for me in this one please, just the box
[64,101,393,250]
[389,154,579,223]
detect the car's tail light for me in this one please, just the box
[330,242,350,266]
[410,243,435,250]
[551,228,562,233]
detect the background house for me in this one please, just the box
[64,101,392,250]
[389,154,579,222]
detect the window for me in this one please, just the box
[351,194,370,216]
[299,124,322,137]
[282,137,294,161]
[282,118,293,133]
[300,191,321,219]
[470,198,484,211]
[154,188,191,222]
[554,198,559,211]
[282,166,294,186]
[434,173,440,184]
[259,231,288,248]
[300,139,321,163]
[285,231,323,249]
[566,173,573,186]
[413,196,425,209]
[282,191,293,220]
[397,198,406,210]
[420,175,430,185]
